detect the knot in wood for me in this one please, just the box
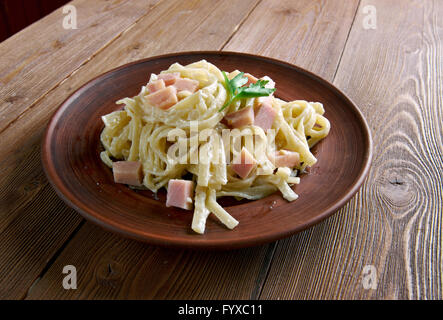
[96,260,122,288]
[378,168,414,209]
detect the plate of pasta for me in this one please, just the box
[42,52,372,249]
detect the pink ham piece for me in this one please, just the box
[224,106,254,128]
[147,79,165,93]
[270,150,300,168]
[255,95,273,107]
[244,73,258,85]
[113,161,143,186]
[157,72,180,86]
[166,179,194,210]
[254,101,277,131]
[173,78,199,93]
[146,86,178,110]
[231,147,256,179]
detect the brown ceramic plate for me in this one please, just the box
[42,51,372,250]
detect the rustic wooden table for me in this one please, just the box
[0,0,441,300]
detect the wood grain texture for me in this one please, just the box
[0,185,83,299]
[40,51,371,248]
[0,0,161,133]
[23,0,360,299]
[26,223,275,299]
[224,0,360,80]
[259,0,442,299]
[0,0,260,299]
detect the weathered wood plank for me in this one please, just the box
[260,0,442,299]
[0,0,261,299]
[25,223,275,299]
[0,184,83,299]
[23,0,359,299]
[0,0,161,133]
[224,0,359,80]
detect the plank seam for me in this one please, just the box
[21,219,86,300]
[220,0,263,50]
[254,241,277,299]
[331,0,362,82]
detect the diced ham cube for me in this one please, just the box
[146,86,178,110]
[244,73,258,86]
[254,101,277,131]
[166,179,194,210]
[231,147,256,179]
[224,106,254,128]
[173,78,199,93]
[157,72,180,86]
[113,161,143,186]
[269,150,300,168]
[255,95,273,107]
[147,79,165,93]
